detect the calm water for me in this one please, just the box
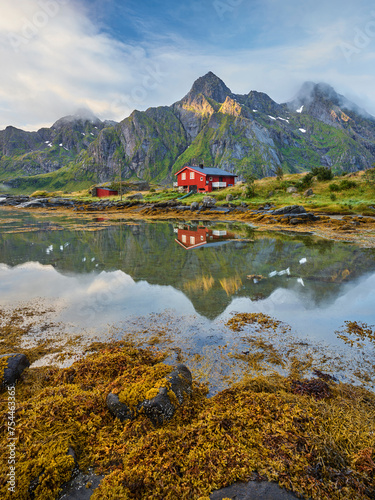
[1,208,375,390]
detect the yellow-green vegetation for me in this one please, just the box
[335,321,375,348]
[1,340,375,500]
[0,355,10,386]
[226,312,282,332]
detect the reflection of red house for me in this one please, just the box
[174,165,237,193]
[175,226,235,249]
[95,187,118,198]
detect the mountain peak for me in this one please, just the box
[183,71,232,104]
[289,81,373,120]
[52,109,102,129]
[295,82,342,106]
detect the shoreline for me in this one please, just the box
[2,198,375,247]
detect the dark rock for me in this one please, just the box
[126,193,143,200]
[226,194,233,202]
[210,480,301,499]
[142,364,192,425]
[106,393,133,422]
[1,353,30,387]
[272,205,306,215]
[18,200,44,208]
[190,201,200,211]
[202,196,216,208]
[304,188,314,197]
[58,469,104,500]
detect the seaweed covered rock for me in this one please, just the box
[107,363,193,425]
[106,393,133,422]
[142,364,192,425]
[0,353,30,387]
[272,205,306,215]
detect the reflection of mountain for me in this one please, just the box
[1,214,375,319]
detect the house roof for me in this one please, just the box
[175,166,237,177]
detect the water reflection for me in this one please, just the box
[174,224,238,249]
[1,210,375,324]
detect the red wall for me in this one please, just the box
[96,188,118,198]
[177,169,207,191]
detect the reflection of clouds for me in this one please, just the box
[0,263,195,326]
[221,273,375,344]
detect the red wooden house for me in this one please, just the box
[175,225,235,250]
[174,165,237,193]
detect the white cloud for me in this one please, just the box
[0,0,375,130]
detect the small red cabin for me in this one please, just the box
[174,165,237,193]
[95,187,118,198]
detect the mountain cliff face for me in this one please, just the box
[1,72,375,190]
[0,110,112,181]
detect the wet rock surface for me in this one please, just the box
[0,353,30,386]
[106,393,133,422]
[210,480,302,500]
[272,205,306,215]
[58,470,104,500]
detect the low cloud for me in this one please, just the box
[0,0,375,131]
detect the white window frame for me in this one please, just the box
[181,172,186,180]
[190,171,195,179]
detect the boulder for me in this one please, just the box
[126,193,143,200]
[202,196,216,208]
[286,186,298,194]
[1,353,30,387]
[190,201,200,211]
[272,205,306,215]
[142,364,192,425]
[226,194,233,202]
[18,200,44,208]
[304,188,314,197]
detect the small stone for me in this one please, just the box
[286,186,298,193]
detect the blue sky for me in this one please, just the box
[1,0,375,129]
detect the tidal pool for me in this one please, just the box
[1,208,375,392]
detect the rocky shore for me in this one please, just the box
[2,193,375,247]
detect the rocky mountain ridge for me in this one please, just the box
[1,72,375,191]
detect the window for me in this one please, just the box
[181,172,186,180]
[209,177,213,181]
[190,171,195,179]
[182,234,187,243]
[190,236,195,245]
[200,177,203,181]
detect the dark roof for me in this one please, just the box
[176,166,237,176]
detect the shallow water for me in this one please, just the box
[1,208,375,391]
